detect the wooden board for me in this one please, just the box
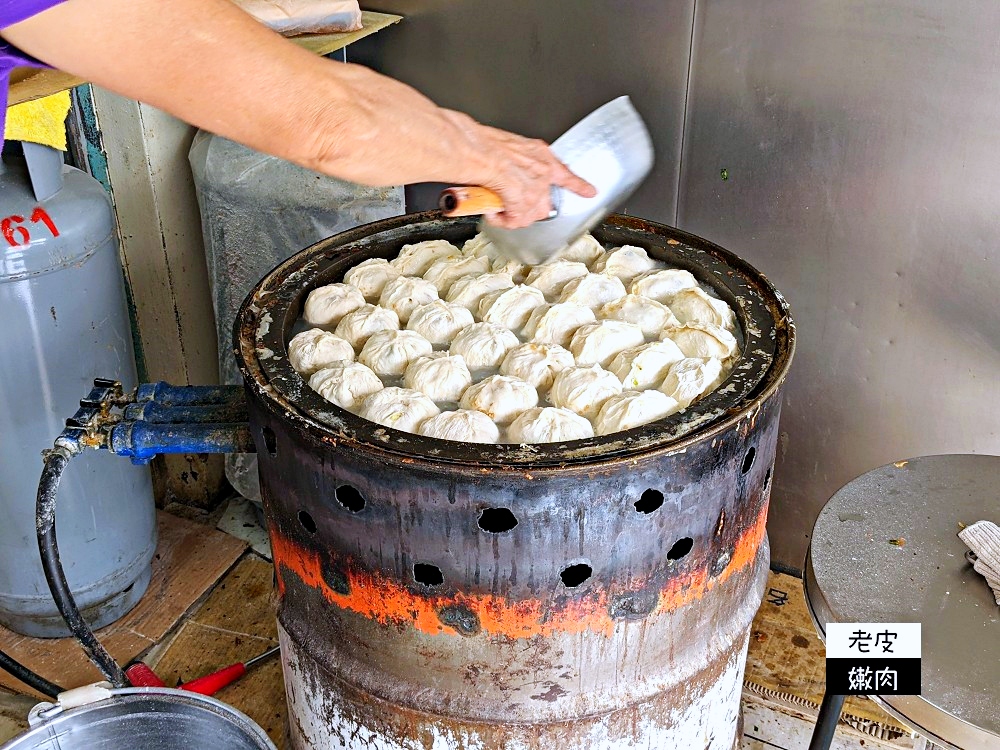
[7,11,403,106]
[293,11,402,56]
[146,555,286,748]
[740,692,925,750]
[8,68,86,107]
[0,511,246,698]
[0,693,35,745]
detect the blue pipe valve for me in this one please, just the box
[54,379,255,465]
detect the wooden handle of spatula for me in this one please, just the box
[439,187,505,217]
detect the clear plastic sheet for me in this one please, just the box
[232,0,361,35]
[189,130,404,503]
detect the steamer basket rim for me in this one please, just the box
[234,211,795,469]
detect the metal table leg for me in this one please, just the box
[808,691,846,750]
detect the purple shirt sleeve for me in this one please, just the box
[0,0,65,29]
[0,0,67,145]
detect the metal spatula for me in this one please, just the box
[439,96,654,266]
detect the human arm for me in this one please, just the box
[2,0,594,227]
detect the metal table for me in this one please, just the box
[803,454,1000,750]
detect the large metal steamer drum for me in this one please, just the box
[235,213,795,749]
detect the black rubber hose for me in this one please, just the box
[808,691,846,750]
[0,648,63,699]
[36,447,128,687]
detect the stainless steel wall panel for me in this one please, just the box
[353,1,696,218]
[678,0,1000,568]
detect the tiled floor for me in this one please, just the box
[0,510,246,698]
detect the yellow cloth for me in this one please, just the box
[5,90,71,150]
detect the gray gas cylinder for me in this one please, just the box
[0,143,156,637]
[189,130,404,504]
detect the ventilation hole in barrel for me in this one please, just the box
[764,468,772,490]
[560,563,592,588]
[336,485,366,513]
[634,489,664,514]
[741,447,756,475]
[262,427,277,457]
[667,537,694,561]
[478,507,518,533]
[413,563,443,587]
[298,510,317,534]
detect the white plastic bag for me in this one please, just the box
[189,130,404,504]
[232,0,362,35]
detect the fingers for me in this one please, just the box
[459,124,597,229]
[507,136,596,199]
[550,158,596,198]
[483,211,524,230]
[482,198,549,229]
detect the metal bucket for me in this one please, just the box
[1,688,276,750]
[234,213,796,749]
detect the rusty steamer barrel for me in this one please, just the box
[235,213,795,750]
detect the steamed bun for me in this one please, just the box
[558,273,627,311]
[607,340,686,391]
[303,283,366,328]
[308,362,383,411]
[659,357,725,408]
[592,245,663,285]
[423,254,491,295]
[459,374,538,424]
[593,390,680,435]
[403,354,472,402]
[407,300,475,346]
[418,409,500,443]
[522,303,595,348]
[525,261,590,299]
[550,364,624,421]
[288,329,354,375]
[554,233,605,266]
[500,343,575,392]
[569,320,646,367]
[450,322,520,370]
[660,323,738,359]
[599,294,679,338]
[391,239,460,276]
[334,304,400,349]
[343,258,400,303]
[358,329,434,377]
[507,407,594,444]
[630,269,698,303]
[478,285,547,333]
[446,272,515,312]
[667,287,736,330]
[379,276,439,325]
[358,387,440,432]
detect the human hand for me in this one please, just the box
[443,112,596,230]
[1,0,592,232]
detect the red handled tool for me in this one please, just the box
[125,645,280,695]
[125,660,166,688]
[178,645,279,694]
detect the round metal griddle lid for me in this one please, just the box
[235,212,794,468]
[804,454,1000,750]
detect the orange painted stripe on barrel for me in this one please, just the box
[269,501,768,639]
[655,496,769,616]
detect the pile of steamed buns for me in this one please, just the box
[287,232,739,444]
